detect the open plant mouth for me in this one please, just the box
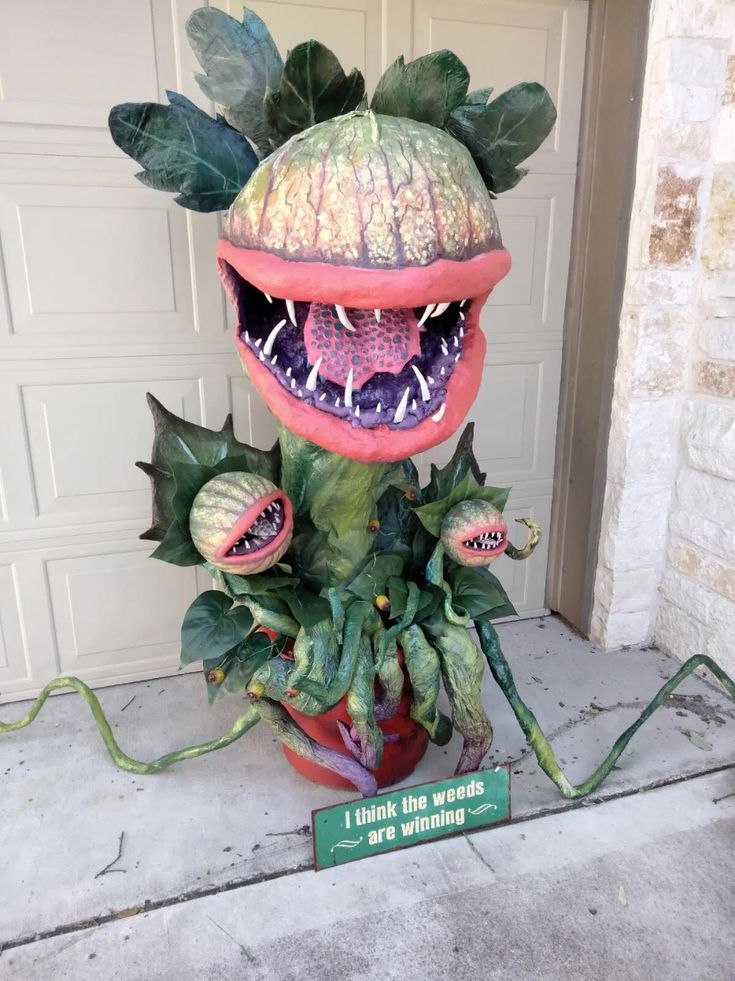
[220,259,474,431]
[224,498,286,556]
[462,529,507,554]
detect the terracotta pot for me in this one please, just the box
[281,651,429,790]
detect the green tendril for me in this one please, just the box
[0,676,259,775]
[475,619,735,799]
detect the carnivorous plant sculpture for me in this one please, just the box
[3,8,734,799]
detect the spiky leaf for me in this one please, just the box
[423,423,484,503]
[413,472,510,537]
[150,518,202,566]
[186,6,282,155]
[446,82,556,195]
[264,41,365,143]
[137,394,279,542]
[371,51,469,126]
[108,91,258,211]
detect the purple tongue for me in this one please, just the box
[304,304,421,388]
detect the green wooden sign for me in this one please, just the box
[312,766,511,870]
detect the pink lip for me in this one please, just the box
[217,242,512,464]
[460,523,509,555]
[214,490,293,566]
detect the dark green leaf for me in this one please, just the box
[415,584,445,623]
[186,6,282,155]
[446,566,516,620]
[281,588,331,629]
[151,519,202,566]
[137,394,279,541]
[371,51,469,126]
[264,41,365,143]
[446,82,556,195]
[346,553,405,601]
[181,591,254,666]
[376,486,419,554]
[109,91,259,212]
[464,87,493,106]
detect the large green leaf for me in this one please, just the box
[445,566,516,620]
[413,472,510,537]
[180,591,254,666]
[264,41,364,143]
[371,51,469,126]
[186,6,282,155]
[150,519,202,567]
[446,82,556,195]
[204,631,282,703]
[288,527,330,593]
[137,394,279,542]
[220,570,299,596]
[109,91,258,212]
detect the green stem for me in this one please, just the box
[0,676,260,775]
[475,620,735,800]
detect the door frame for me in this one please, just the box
[546,0,651,632]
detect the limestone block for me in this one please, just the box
[597,479,672,573]
[694,359,735,397]
[658,80,718,122]
[654,598,708,663]
[643,268,696,306]
[649,165,702,265]
[669,505,735,563]
[685,396,735,478]
[633,309,691,395]
[700,319,735,360]
[660,567,717,620]
[596,609,652,649]
[595,565,659,614]
[667,36,728,87]
[607,397,680,484]
[706,594,735,675]
[713,105,735,163]
[703,165,735,270]
[669,539,735,601]
[665,0,735,41]
[677,466,735,528]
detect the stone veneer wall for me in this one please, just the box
[590,0,735,674]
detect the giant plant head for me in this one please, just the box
[109,7,555,463]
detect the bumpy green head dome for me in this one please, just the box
[224,111,501,268]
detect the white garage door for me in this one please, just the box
[0,0,587,701]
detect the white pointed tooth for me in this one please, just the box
[459,311,466,321]
[259,351,265,362]
[335,397,341,407]
[245,541,251,549]
[411,364,431,402]
[271,355,278,366]
[286,367,292,378]
[297,389,303,398]
[418,304,436,326]
[431,402,446,423]
[336,304,356,332]
[305,357,323,392]
[412,398,417,412]
[374,309,381,323]
[319,392,327,402]
[459,326,465,338]
[355,405,360,417]
[344,368,354,407]
[460,299,468,308]
[428,376,435,385]
[263,318,287,356]
[440,366,446,376]
[255,337,262,347]
[286,298,297,326]
[453,335,459,348]
[290,378,296,389]
[245,330,250,343]
[441,342,449,355]
[430,301,451,318]
[455,353,461,362]
[393,387,410,424]
[264,292,273,303]
[376,402,382,413]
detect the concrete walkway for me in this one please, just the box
[1,617,734,978]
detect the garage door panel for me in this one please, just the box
[0,562,31,687]
[46,544,209,678]
[492,496,553,617]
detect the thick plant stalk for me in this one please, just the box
[475,619,735,800]
[252,695,378,796]
[376,581,420,667]
[425,541,470,626]
[505,517,542,560]
[373,630,403,721]
[425,620,493,773]
[299,600,372,704]
[399,624,452,745]
[0,676,259,775]
[346,635,383,769]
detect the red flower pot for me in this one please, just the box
[281,651,429,790]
